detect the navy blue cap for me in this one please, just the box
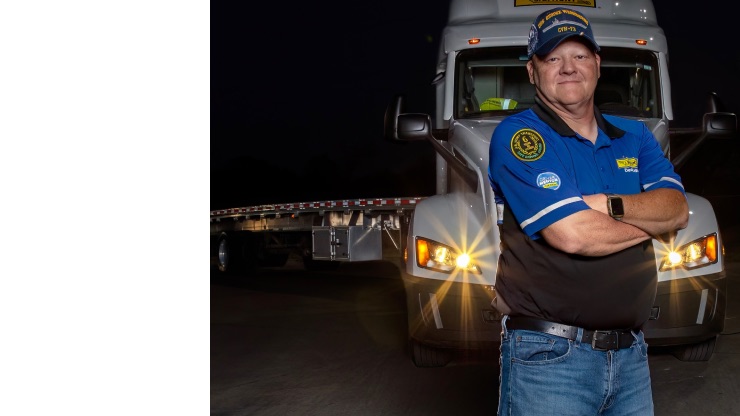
[527,7,600,58]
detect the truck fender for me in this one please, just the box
[406,193,499,285]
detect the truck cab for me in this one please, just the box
[385,0,736,366]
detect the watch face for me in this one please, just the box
[609,197,624,217]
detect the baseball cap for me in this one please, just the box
[527,7,600,58]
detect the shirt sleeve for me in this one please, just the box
[489,117,590,238]
[605,116,686,195]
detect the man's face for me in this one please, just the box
[526,38,600,107]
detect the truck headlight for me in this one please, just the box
[415,237,481,274]
[659,233,718,271]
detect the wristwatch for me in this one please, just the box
[605,193,624,220]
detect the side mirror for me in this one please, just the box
[384,94,404,141]
[384,95,434,142]
[397,113,433,141]
[703,112,737,138]
[702,91,737,139]
[705,91,728,113]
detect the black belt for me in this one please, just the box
[506,316,636,351]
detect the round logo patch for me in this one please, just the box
[510,128,545,161]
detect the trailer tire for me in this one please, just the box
[216,233,232,273]
[671,335,717,362]
[410,339,452,368]
[216,232,257,276]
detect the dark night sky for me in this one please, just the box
[211,1,740,210]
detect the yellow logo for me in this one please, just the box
[616,157,638,169]
[511,129,545,162]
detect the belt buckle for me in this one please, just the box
[591,330,619,351]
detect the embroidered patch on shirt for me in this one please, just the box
[536,172,561,190]
[616,157,639,173]
[511,128,545,161]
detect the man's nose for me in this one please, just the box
[560,59,576,73]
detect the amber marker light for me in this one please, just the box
[636,39,648,46]
[468,38,480,45]
[417,239,430,266]
[706,234,718,263]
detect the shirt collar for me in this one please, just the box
[531,95,626,139]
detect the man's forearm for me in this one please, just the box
[583,188,689,236]
[541,210,651,256]
[620,189,689,235]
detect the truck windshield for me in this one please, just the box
[454,46,661,119]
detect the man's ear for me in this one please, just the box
[526,60,535,84]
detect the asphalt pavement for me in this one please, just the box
[211,251,740,415]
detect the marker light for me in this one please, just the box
[416,237,481,274]
[636,39,648,46]
[659,233,719,271]
[468,38,480,45]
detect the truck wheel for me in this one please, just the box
[410,339,452,368]
[216,232,257,276]
[217,233,232,273]
[671,335,717,361]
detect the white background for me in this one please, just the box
[0,2,209,414]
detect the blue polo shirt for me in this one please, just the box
[489,99,684,239]
[487,98,686,329]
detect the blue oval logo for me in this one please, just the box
[536,172,561,190]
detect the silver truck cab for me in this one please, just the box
[385,0,737,366]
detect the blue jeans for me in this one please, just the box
[498,315,653,416]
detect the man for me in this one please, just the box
[488,7,688,416]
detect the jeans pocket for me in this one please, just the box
[511,330,572,364]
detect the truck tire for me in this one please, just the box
[671,335,717,361]
[216,232,257,276]
[410,339,453,368]
[216,233,232,273]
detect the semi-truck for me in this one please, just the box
[210,0,737,367]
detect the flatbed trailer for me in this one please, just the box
[210,197,424,272]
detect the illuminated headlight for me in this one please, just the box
[659,233,718,271]
[415,237,481,274]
